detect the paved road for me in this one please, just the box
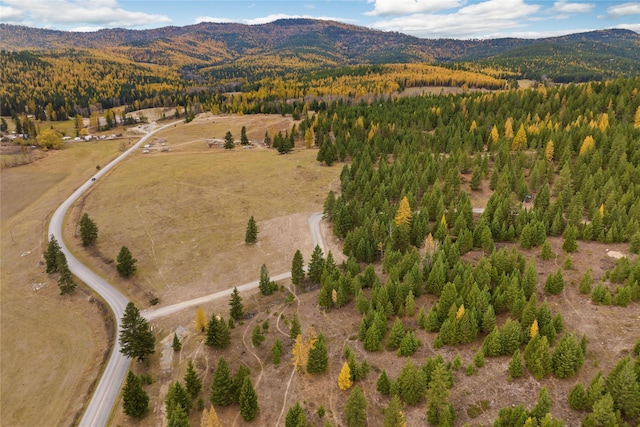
[48,121,179,427]
[143,211,326,321]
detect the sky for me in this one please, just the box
[0,0,639,39]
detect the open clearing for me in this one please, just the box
[0,141,119,426]
[65,114,341,307]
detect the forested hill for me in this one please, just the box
[1,20,638,72]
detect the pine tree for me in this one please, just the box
[172,333,181,351]
[285,401,308,427]
[79,213,98,246]
[229,287,244,320]
[345,385,367,427]
[166,381,192,419]
[223,130,234,149]
[116,246,137,277]
[338,361,353,390]
[538,240,554,262]
[307,333,329,374]
[44,235,62,274]
[604,356,640,419]
[579,269,593,294]
[258,263,277,295]
[240,126,249,145]
[544,268,565,295]
[307,245,325,284]
[210,357,233,406]
[377,370,391,395]
[531,386,551,420]
[272,339,283,364]
[524,334,551,380]
[508,349,524,379]
[426,363,455,427]
[184,360,202,398]
[290,313,301,339]
[232,364,251,403]
[291,250,305,286]
[397,359,427,405]
[582,394,620,427]
[386,318,406,351]
[167,404,189,427]
[562,224,578,253]
[552,334,584,378]
[122,371,149,418]
[205,314,231,349]
[119,302,155,360]
[252,324,265,347]
[568,383,588,410]
[245,215,258,244]
[56,252,77,295]
[239,376,259,421]
[383,395,406,427]
[195,307,207,332]
[397,331,419,356]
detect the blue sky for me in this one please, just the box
[1,0,638,39]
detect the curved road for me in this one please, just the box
[48,121,180,427]
[49,124,326,425]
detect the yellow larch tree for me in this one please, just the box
[545,140,554,162]
[440,214,448,229]
[504,117,514,140]
[200,406,223,427]
[469,120,477,131]
[598,113,609,132]
[579,135,595,155]
[367,123,379,141]
[634,106,640,129]
[530,319,539,338]
[292,327,318,373]
[338,361,353,390]
[490,125,500,147]
[292,334,306,372]
[511,123,527,151]
[424,233,438,257]
[599,203,605,218]
[304,126,315,148]
[456,304,465,321]
[394,196,413,226]
[195,307,207,332]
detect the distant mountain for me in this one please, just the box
[1,20,638,78]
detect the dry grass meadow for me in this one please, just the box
[1,140,120,426]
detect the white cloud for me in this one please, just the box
[552,0,594,14]
[617,22,640,32]
[365,0,464,16]
[371,0,540,38]
[195,16,235,24]
[607,2,640,17]
[0,5,24,20]
[0,0,171,28]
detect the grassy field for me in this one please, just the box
[67,114,341,307]
[0,140,120,426]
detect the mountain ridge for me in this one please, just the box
[1,20,638,65]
